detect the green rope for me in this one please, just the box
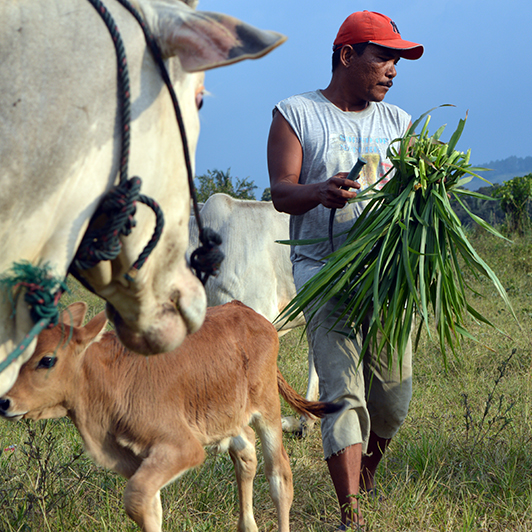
[0,262,68,374]
[0,318,50,374]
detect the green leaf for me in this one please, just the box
[278,107,520,369]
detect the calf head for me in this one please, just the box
[72,1,286,355]
[0,303,107,422]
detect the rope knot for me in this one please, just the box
[22,282,67,328]
[99,177,141,236]
[0,262,69,374]
[1,264,68,328]
[72,176,143,271]
[190,227,224,286]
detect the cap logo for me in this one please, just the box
[389,20,400,35]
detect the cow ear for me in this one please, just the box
[144,2,287,71]
[79,311,108,347]
[60,302,87,328]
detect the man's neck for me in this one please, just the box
[320,86,370,112]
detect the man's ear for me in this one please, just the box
[340,45,358,68]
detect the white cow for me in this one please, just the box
[188,194,319,435]
[0,1,285,395]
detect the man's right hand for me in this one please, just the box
[268,111,361,215]
[317,173,360,209]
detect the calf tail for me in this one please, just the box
[277,367,341,419]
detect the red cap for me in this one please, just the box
[333,11,424,60]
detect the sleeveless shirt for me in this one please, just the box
[274,90,411,289]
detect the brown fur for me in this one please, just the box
[0,301,339,532]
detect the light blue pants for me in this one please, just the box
[305,298,413,459]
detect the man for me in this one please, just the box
[267,11,423,531]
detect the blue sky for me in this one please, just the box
[194,1,532,197]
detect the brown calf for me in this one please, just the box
[0,301,339,532]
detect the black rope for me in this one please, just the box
[113,0,224,285]
[189,228,224,286]
[71,0,164,281]
[72,0,223,286]
[329,158,367,252]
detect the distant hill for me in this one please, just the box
[464,155,532,190]
[451,156,532,228]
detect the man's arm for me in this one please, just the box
[267,110,360,215]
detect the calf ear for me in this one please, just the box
[79,311,108,347]
[60,302,87,328]
[143,2,287,71]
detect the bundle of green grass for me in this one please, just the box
[282,107,516,367]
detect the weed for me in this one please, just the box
[461,350,516,453]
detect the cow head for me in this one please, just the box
[0,303,106,422]
[70,1,286,355]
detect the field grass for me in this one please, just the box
[1,230,532,531]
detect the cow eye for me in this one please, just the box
[196,91,204,111]
[37,356,57,369]
[195,84,205,111]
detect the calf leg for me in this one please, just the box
[306,343,319,402]
[254,409,293,532]
[123,438,205,532]
[228,426,259,532]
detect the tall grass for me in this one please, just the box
[1,231,532,531]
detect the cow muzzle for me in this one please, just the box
[0,397,25,421]
[106,283,206,355]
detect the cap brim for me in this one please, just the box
[370,40,424,60]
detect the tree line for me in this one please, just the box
[195,169,532,235]
[194,168,272,202]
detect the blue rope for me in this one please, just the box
[0,318,49,374]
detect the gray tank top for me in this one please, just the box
[274,90,410,289]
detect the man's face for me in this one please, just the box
[344,44,401,104]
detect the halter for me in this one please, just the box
[329,157,367,252]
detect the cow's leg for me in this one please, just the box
[123,438,205,532]
[281,343,320,437]
[302,343,319,432]
[253,411,293,532]
[228,426,259,532]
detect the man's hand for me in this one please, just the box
[317,173,361,209]
[268,112,362,215]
